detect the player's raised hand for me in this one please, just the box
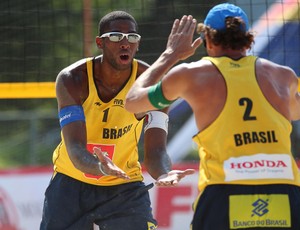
[165,15,202,61]
[155,169,196,186]
[93,147,130,180]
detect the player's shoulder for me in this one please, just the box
[135,59,150,77]
[57,58,89,81]
[256,57,298,92]
[136,59,150,69]
[136,59,150,67]
[258,57,293,72]
[169,59,213,76]
[257,57,296,79]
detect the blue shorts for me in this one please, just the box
[191,184,300,230]
[40,172,157,230]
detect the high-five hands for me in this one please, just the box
[93,147,130,180]
[166,15,202,61]
[155,169,196,186]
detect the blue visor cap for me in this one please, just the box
[204,3,249,31]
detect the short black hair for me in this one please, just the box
[98,11,138,36]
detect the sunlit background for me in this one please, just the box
[0,1,299,229]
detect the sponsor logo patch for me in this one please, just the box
[147,222,157,229]
[223,154,293,181]
[229,194,291,229]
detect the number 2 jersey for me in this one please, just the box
[193,56,300,193]
[52,58,144,186]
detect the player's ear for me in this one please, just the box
[205,35,213,49]
[96,36,104,49]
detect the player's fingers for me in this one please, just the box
[93,147,109,161]
[171,180,179,186]
[177,15,189,33]
[116,171,130,180]
[104,163,130,180]
[93,146,102,155]
[155,180,177,186]
[192,37,202,50]
[170,18,180,35]
[183,169,196,175]
[182,15,196,34]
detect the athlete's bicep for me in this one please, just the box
[161,64,189,101]
[125,86,158,113]
[290,73,300,120]
[56,70,88,153]
[56,68,86,108]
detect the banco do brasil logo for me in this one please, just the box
[252,198,269,217]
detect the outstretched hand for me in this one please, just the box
[166,15,202,61]
[155,169,196,186]
[93,147,130,180]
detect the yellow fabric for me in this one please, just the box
[229,194,290,229]
[0,82,55,98]
[53,58,144,186]
[193,56,300,192]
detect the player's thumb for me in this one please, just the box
[192,37,202,50]
[93,147,105,162]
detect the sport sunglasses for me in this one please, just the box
[100,32,141,43]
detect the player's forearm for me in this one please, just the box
[125,51,178,112]
[138,51,179,86]
[67,145,102,176]
[130,16,198,89]
[144,151,172,180]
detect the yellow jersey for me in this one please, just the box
[193,56,300,192]
[53,58,144,186]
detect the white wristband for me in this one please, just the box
[144,111,169,134]
[98,162,109,176]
